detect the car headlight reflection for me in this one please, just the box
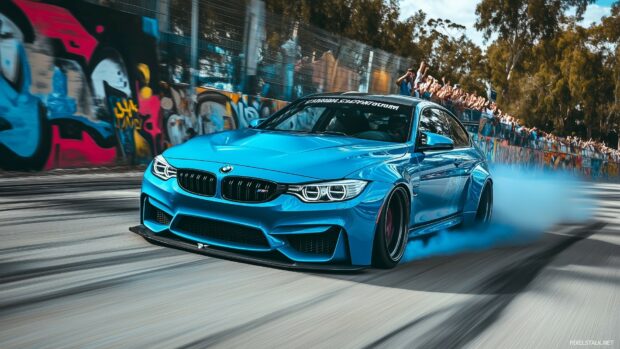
[152,154,177,180]
[288,180,368,202]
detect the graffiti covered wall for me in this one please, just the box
[0,0,289,171]
[159,84,288,147]
[0,0,160,170]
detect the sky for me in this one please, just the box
[398,0,615,48]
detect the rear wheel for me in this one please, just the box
[372,187,409,268]
[475,183,493,227]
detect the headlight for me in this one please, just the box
[287,180,368,202]
[151,154,177,180]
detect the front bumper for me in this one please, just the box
[139,161,392,267]
[130,224,365,271]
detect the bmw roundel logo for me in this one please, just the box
[220,165,233,173]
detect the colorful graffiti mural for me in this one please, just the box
[0,0,160,170]
[159,84,288,147]
[0,0,290,171]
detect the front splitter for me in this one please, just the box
[129,224,366,272]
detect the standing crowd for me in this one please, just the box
[397,63,620,162]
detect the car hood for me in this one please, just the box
[164,129,408,180]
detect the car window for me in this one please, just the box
[418,108,451,137]
[274,106,325,132]
[443,111,470,147]
[260,98,413,143]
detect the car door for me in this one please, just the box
[441,109,478,208]
[411,107,462,225]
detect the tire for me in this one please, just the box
[372,187,410,268]
[474,183,493,228]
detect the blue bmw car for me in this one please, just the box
[132,93,492,270]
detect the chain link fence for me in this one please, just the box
[87,0,414,101]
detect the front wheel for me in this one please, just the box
[372,187,410,268]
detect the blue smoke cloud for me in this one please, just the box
[402,165,597,262]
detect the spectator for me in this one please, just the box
[405,62,620,162]
[395,68,414,96]
[414,61,427,87]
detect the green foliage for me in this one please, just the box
[488,13,618,140]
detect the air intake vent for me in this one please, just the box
[286,228,340,256]
[177,169,216,196]
[222,176,284,203]
[144,199,172,226]
[155,208,172,225]
[175,215,269,248]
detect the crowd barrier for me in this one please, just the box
[473,135,620,181]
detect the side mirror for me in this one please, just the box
[417,131,454,151]
[249,118,267,128]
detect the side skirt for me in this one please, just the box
[408,213,463,238]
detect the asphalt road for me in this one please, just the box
[0,173,619,349]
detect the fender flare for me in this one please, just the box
[461,162,492,226]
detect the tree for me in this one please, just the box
[475,0,593,101]
[499,21,613,140]
[417,17,488,95]
[591,2,620,146]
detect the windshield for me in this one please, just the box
[259,98,413,143]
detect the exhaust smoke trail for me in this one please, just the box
[402,165,597,262]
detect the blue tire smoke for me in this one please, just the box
[402,165,597,263]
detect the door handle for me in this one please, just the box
[453,159,464,167]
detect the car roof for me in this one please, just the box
[302,92,424,108]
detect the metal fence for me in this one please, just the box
[87,0,414,101]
